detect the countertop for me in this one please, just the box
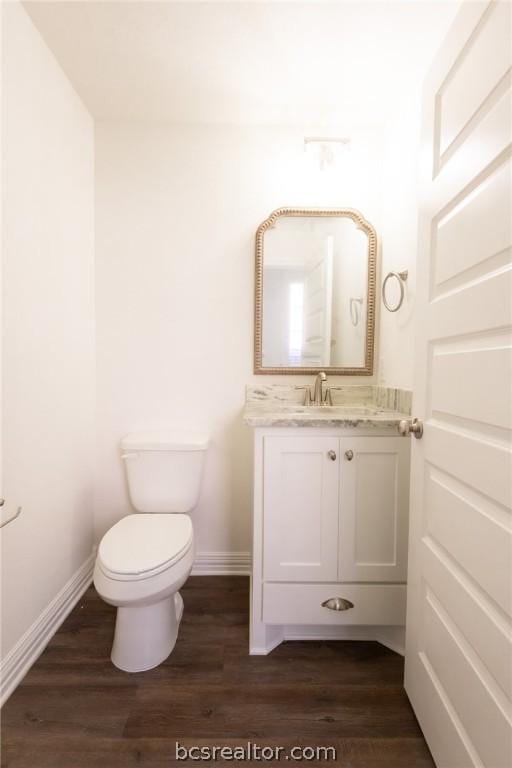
[243,402,409,428]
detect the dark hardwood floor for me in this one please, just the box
[1,577,433,767]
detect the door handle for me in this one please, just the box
[327,450,337,461]
[398,418,423,439]
[344,450,354,461]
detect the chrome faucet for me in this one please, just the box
[313,371,327,404]
[304,371,332,406]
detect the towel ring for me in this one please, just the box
[349,297,363,326]
[382,270,408,312]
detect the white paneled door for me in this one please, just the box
[405,2,512,767]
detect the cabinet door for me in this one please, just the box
[263,436,339,581]
[339,437,410,582]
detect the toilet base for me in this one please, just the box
[111,592,184,672]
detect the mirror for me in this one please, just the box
[254,208,377,374]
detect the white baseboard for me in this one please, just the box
[0,551,95,707]
[192,551,251,575]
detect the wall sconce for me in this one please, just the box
[304,137,351,170]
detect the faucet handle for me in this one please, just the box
[323,387,333,405]
[304,387,312,406]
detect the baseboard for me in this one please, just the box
[0,551,95,706]
[191,551,251,576]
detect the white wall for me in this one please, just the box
[1,2,95,657]
[378,99,421,390]
[0,2,420,609]
[94,123,384,552]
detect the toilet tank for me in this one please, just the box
[120,431,209,513]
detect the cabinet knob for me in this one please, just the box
[321,597,354,612]
[327,450,337,461]
[344,450,354,461]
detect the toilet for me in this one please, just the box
[93,431,209,672]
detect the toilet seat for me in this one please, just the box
[98,514,193,582]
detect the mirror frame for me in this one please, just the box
[254,207,377,375]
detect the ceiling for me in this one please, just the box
[23,0,460,126]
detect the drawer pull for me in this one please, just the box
[327,450,337,461]
[345,450,354,461]
[321,597,354,612]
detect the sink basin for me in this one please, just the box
[284,404,382,415]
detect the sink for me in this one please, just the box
[285,404,382,415]
[243,385,409,428]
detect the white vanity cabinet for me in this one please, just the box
[250,426,411,655]
[263,436,339,582]
[337,436,410,582]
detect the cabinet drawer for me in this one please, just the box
[263,582,406,626]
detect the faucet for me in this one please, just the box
[313,371,327,404]
[304,371,332,405]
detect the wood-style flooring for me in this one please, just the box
[1,576,434,767]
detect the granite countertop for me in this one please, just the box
[242,384,411,428]
[243,402,409,428]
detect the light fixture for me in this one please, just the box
[304,137,351,170]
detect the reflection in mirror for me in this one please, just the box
[255,209,376,374]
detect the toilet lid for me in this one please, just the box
[98,514,193,576]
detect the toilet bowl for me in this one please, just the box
[94,431,208,672]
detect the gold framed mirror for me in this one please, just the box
[254,207,377,375]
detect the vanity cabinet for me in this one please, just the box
[337,436,409,582]
[263,435,410,584]
[249,426,411,655]
[263,436,339,582]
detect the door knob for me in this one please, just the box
[327,450,337,461]
[344,450,354,461]
[398,418,424,439]
[322,597,354,611]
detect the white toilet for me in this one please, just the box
[93,431,208,672]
